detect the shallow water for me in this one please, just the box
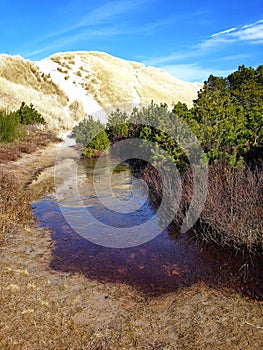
[32,150,263,299]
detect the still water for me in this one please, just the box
[32,147,263,299]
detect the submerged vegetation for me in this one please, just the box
[73,64,263,253]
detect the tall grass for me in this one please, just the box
[0,110,19,142]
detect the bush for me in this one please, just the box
[72,116,110,150]
[13,102,46,125]
[0,110,20,142]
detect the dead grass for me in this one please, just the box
[75,51,201,109]
[0,169,31,247]
[1,240,263,350]
[0,130,60,247]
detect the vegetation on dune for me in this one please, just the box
[0,102,46,143]
[12,102,46,125]
[0,76,70,131]
[0,55,68,106]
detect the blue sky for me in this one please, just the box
[0,0,262,82]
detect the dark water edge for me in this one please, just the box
[33,195,263,300]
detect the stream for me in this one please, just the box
[32,143,263,299]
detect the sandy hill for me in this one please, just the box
[0,51,202,131]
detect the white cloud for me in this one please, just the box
[201,19,263,48]
[233,22,263,41]
[211,28,237,37]
[144,20,263,67]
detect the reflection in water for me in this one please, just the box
[32,155,263,299]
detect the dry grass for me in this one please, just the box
[1,238,263,350]
[1,51,202,133]
[87,52,140,107]
[0,130,57,241]
[0,77,74,131]
[86,51,202,108]
[0,129,61,164]
[0,55,68,105]
[200,163,263,252]
[135,66,202,107]
[0,169,31,246]
[68,100,86,123]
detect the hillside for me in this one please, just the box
[0,51,202,131]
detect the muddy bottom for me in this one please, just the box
[32,151,263,300]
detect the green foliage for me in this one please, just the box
[13,102,46,125]
[189,75,247,165]
[0,110,20,143]
[82,147,97,157]
[227,65,263,148]
[0,102,45,144]
[72,116,110,150]
[105,65,262,169]
[173,66,263,166]
[109,102,189,171]
[106,108,130,141]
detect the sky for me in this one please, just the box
[0,0,263,82]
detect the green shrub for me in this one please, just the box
[12,102,46,125]
[0,111,20,143]
[82,147,97,157]
[72,116,110,150]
